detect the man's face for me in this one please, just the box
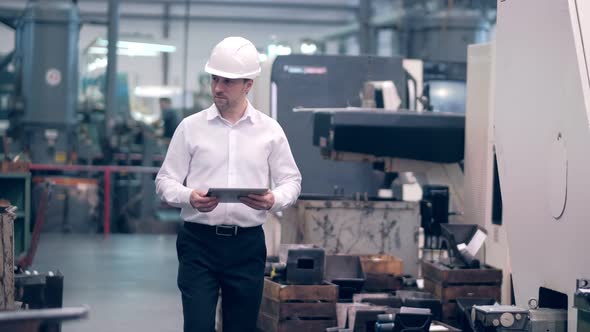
[210,75,252,112]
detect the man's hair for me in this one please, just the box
[159,97,172,104]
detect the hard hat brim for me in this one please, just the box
[205,62,260,80]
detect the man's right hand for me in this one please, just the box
[190,190,219,213]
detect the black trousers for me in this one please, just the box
[176,222,266,332]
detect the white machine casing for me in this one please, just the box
[494,0,590,330]
[464,42,513,304]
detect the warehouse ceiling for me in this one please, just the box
[0,0,374,26]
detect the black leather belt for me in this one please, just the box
[184,222,261,237]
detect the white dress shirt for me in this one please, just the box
[155,101,302,227]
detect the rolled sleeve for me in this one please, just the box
[155,120,194,210]
[268,127,302,212]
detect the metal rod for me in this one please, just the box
[181,0,190,112]
[103,170,111,237]
[105,0,119,138]
[162,3,170,85]
[358,0,374,54]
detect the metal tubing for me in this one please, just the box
[105,0,119,138]
[181,0,190,111]
[358,0,374,54]
[103,170,111,237]
[162,3,170,85]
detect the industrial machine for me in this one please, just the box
[269,54,411,197]
[0,0,178,233]
[6,0,79,165]
[463,0,590,331]
[262,50,468,284]
[309,107,465,219]
[268,53,465,210]
[306,2,590,330]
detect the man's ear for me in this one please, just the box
[244,79,254,93]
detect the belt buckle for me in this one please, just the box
[215,225,237,237]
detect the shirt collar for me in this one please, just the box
[206,99,258,124]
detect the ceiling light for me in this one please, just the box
[300,42,318,54]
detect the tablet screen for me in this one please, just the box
[205,188,268,203]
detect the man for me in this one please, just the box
[155,36,301,332]
[159,97,178,139]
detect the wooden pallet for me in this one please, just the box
[360,255,404,292]
[422,260,502,286]
[257,278,338,332]
[363,273,403,292]
[360,254,404,275]
[422,260,502,323]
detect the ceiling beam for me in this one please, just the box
[80,12,352,26]
[0,6,352,26]
[80,0,359,12]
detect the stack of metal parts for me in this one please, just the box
[395,291,443,322]
[422,259,502,323]
[374,308,432,332]
[332,290,454,332]
[421,223,502,326]
[357,291,442,320]
[0,202,88,332]
[351,291,443,330]
[262,246,459,331]
[325,255,366,301]
[258,246,337,332]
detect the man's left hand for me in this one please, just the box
[240,190,275,210]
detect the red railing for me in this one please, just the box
[29,164,161,236]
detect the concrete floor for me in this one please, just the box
[32,233,183,332]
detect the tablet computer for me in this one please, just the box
[205,188,268,203]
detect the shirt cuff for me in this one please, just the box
[269,190,284,213]
[181,187,194,209]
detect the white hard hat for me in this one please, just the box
[204,36,261,79]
